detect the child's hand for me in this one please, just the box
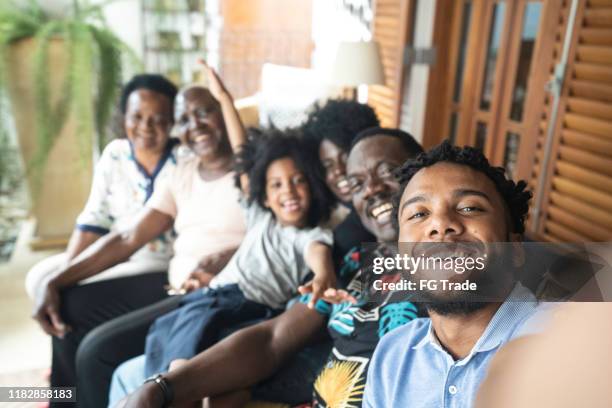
[197,59,228,101]
[299,274,356,309]
[298,275,331,309]
[321,288,357,305]
[180,268,214,293]
[180,249,236,293]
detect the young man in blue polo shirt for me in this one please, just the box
[364,141,540,407]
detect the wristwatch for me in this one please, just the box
[144,373,174,407]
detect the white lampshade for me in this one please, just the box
[330,41,385,87]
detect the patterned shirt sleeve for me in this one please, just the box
[298,294,333,316]
[75,144,114,234]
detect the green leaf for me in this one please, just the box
[0,0,143,195]
[69,22,95,165]
[89,25,121,151]
[30,20,69,192]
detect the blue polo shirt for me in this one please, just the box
[363,284,540,408]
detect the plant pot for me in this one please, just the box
[5,38,93,248]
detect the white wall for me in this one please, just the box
[311,0,372,79]
[99,0,144,59]
[40,0,144,59]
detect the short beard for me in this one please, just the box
[419,269,507,316]
[418,243,517,316]
[423,298,489,316]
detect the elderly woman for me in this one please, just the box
[26,74,179,300]
[26,74,180,391]
[31,72,247,407]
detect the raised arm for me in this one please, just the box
[204,64,247,152]
[33,208,173,337]
[123,303,326,407]
[200,61,250,192]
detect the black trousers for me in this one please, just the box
[78,293,333,408]
[76,295,183,408]
[50,272,169,408]
[76,291,267,408]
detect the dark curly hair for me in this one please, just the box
[351,127,424,157]
[119,74,178,117]
[302,99,380,151]
[235,127,334,227]
[300,99,380,204]
[392,140,532,235]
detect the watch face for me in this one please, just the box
[144,374,173,405]
[144,373,162,384]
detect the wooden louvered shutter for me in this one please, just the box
[527,0,612,242]
[368,0,414,127]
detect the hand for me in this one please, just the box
[120,382,164,408]
[299,274,356,309]
[197,59,228,102]
[180,268,215,293]
[320,288,357,305]
[32,281,70,338]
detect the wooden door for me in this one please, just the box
[525,0,612,241]
[435,0,558,179]
[368,0,415,127]
[433,0,612,241]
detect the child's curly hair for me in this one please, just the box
[392,140,533,234]
[235,127,335,227]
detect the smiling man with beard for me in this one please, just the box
[363,141,541,408]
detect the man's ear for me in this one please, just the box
[509,233,525,268]
[263,196,270,209]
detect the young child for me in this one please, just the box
[143,64,339,377]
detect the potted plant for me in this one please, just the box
[0,0,141,246]
[0,127,25,261]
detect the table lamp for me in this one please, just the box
[330,40,385,100]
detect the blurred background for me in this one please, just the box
[0,0,611,397]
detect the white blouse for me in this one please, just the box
[76,138,180,264]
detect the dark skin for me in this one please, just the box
[175,87,234,181]
[61,89,174,266]
[32,86,237,338]
[346,135,413,243]
[397,162,520,359]
[180,247,237,293]
[319,139,350,203]
[120,134,413,408]
[125,89,174,173]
